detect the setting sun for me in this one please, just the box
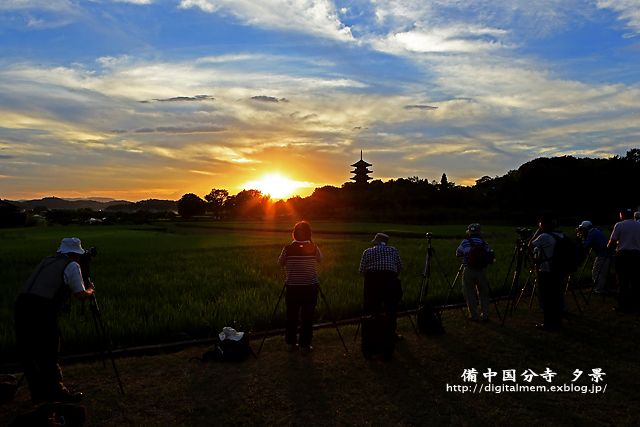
[244,174,300,200]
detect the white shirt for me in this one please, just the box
[64,261,86,294]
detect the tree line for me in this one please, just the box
[178,149,640,226]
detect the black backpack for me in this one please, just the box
[548,232,585,276]
[467,239,491,269]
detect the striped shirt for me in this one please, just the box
[359,245,403,274]
[279,240,322,286]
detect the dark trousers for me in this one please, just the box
[14,295,67,402]
[536,271,564,328]
[363,270,402,332]
[285,285,318,348]
[613,250,640,312]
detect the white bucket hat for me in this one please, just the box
[57,237,85,254]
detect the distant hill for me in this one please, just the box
[9,197,177,212]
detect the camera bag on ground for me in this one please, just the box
[548,233,585,276]
[191,327,254,362]
[361,314,396,358]
[417,305,445,335]
[9,403,86,427]
[1,374,20,405]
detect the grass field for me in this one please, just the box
[0,296,636,427]
[0,221,599,361]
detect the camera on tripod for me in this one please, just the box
[516,228,532,239]
[81,246,98,266]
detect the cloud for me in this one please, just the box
[153,95,215,102]
[597,0,640,34]
[155,125,226,134]
[178,0,354,42]
[250,96,287,103]
[404,105,438,110]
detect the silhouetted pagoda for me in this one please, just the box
[350,151,372,186]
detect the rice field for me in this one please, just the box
[0,221,593,361]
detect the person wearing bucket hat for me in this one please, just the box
[14,237,95,404]
[608,208,640,313]
[577,221,612,295]
[279,221,323,353]
[359,233,404,340]
[456,223,493,322]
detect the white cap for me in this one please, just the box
[57,238,85,254]
[579,221,592,229]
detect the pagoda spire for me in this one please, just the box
[350,151,372,185]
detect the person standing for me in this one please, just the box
[14,238,95,404]
[456,223,492,322]
[529,216,565,330]
[608,208,640,313]
[577,221,612,295]
[359,233,404,340]
[278,221,323,353]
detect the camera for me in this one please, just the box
[81,246,98,266]
[516,228,532,239]
[425,232,433,238]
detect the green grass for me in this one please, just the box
[0,222,594,361]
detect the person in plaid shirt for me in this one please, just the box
[359,233,404,340]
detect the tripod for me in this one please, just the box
[415,233,453,331]
[83,294,125,395]
[500,233,537,326]
[258,283,348,354]
[579,250,614,311]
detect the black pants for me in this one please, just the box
[613,250,640,312]
[536,271,564,328]
[363,270,402,332]
[285,285,318,348]
[14,294,67,402]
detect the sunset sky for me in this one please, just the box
[1,1,640,201]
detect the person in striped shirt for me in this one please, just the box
[278,221,323,353]
[456,223,492,322]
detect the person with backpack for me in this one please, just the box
[456,223,493,322]
[529,216,566,331]
[14,238,95,404]
[607,208,640,313]
[278,221,323,354]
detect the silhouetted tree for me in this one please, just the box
[205,189,229,216]
[178,193,207,218]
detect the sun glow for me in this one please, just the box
[244,174,300,199]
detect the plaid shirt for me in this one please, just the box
[359,245,403,274]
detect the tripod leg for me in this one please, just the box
[439,265,468,324]
[317,285,349,353]
[258,283,287,355]
[397,298,419,337]
[90,297,125,395]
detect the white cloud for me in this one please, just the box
[179,0,354,42]
[597,0,640,34]
[370,25,509,54]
